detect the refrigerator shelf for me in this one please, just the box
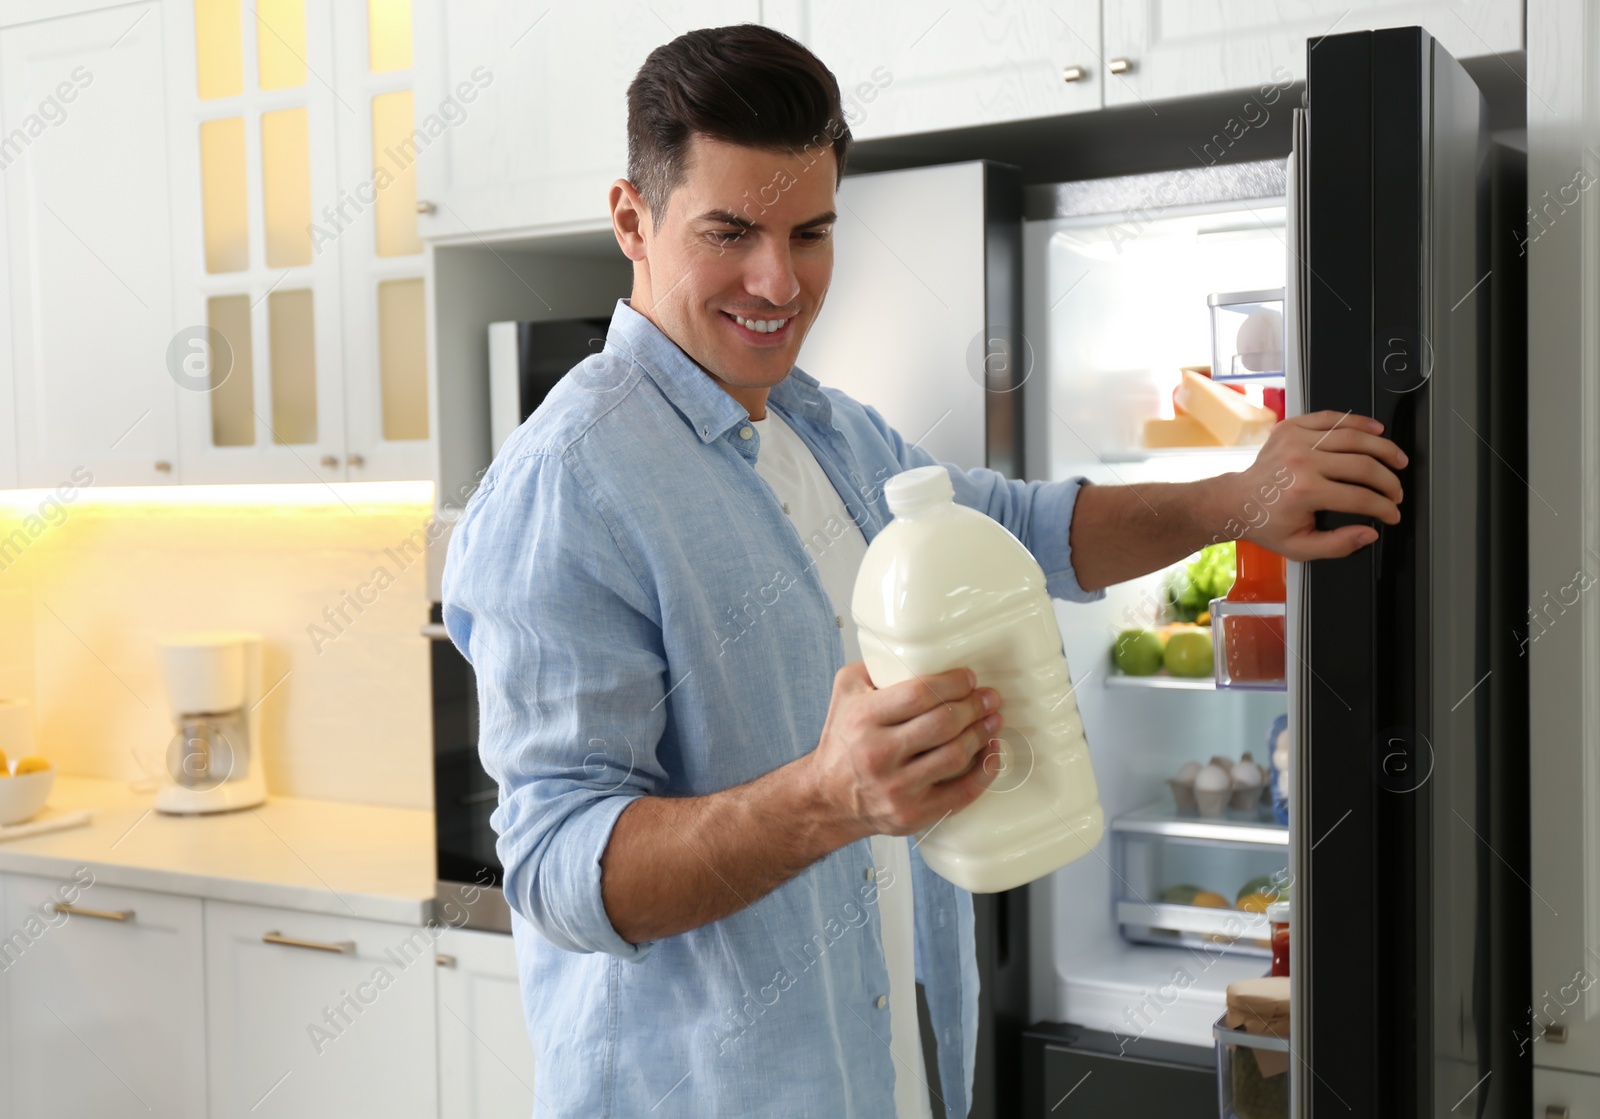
[1105,671,1216,690]
[1113,798,1287,846]
[1099,447,1261,465]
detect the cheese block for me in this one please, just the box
[1175,370,1277,445]
[1142,415,1224,448]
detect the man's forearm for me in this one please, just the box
[1068,476,1231,593]
[600,754,861,945]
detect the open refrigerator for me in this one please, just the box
[797,31,1528,1109]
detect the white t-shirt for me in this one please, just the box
[749,409,933,1119]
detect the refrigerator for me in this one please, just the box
[799,25,1528,1119]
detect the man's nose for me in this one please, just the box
[743,236,800,309]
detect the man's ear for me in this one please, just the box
[610,179,651,262]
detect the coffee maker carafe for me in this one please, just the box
[156,633,267,815]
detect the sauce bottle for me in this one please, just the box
[1222,539,1286,683]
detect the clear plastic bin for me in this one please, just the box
[1210,597,1288,691]
[1215,1014,1290,1119]
[1209,288,1286,381]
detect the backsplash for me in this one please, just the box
[0,483,436,810]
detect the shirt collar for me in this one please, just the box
[607,299,835,442]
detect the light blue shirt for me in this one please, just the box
[442,299,1099,1118]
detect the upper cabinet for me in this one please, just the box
[1100,0,1523,108]
[411,0,762,240]
[0,2,180,489]
[164,0,432,484]
[801,0,1104,140]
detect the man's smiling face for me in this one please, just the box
[611,135,838,412]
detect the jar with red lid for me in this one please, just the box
[1267,900,1290,977]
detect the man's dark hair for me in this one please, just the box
[626,25,851,226]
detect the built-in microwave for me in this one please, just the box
[487,315,612,457]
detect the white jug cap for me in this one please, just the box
[883,466,954,514]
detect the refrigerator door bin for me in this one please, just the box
[1112,799,1287,958]
[1209,598,1288,690]
[1208,288,1286,381]
[1214,1014,1290,1119]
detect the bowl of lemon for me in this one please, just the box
[0,750,53,826]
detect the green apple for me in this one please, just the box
[1164,629,1215,678]
[1113,629,1165,676]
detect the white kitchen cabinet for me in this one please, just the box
[436,927,538,1119]
[1540,1068,1600,1115]
[2,873,207,1118]
[411,0,761,241]
[1100,0,1523,109]
[204,898,438,1118]
[801,0,1103,140]
[0,1,180,488]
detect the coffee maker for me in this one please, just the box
[156,633,268,815]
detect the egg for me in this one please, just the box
[1194,763,1231,792]
[1236,308,1284,371]
[1232,752,1263,788]
[1174,761,1202,785]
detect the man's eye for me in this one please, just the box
[710,229,744,245]
[797,229,832,243]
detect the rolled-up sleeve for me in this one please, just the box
[442,450,668,961]
[855,402,1106,603]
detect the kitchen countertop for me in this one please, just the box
[0,775,436,925]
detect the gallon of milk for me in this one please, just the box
[851,465,1104,893]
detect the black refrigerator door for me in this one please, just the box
[1301,27,1529,1119]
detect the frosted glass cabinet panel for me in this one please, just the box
[199,116,249,273]
[260,107,313,267]
[193,0,243,99]
[254,0,307,90]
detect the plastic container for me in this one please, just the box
[1216,977,1291,1119]
[1211,540,1287,689]
[851,466,1105,893]
[1268,901,1291,977]
[1209,289,1286,381]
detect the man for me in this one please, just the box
[442,25,1404,1119]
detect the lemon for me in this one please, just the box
[14,756,50,775]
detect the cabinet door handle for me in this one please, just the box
[346,452,365,468]
[320,454,340,469]
[154,460,173,474]
[1108,57,1133,74]
[435,953,457,968]
[1545,1108,1570,1119]
[262,931,355,954]
[51,902,134,922]
[1061,64,1087,83]
[416,200,437,215]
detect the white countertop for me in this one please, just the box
[0,776,436,925]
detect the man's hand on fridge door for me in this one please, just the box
[1218,409,1408,560]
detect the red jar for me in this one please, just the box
[1267,900,1290,977]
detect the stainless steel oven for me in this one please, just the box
[424,602,513,932]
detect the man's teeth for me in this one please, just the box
[733,314,788,334]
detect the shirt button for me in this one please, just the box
[835,615,843,628]
[876,995,888,1010]
[739,426,754,440]
[864,867,875,882]
[782,502,791,515]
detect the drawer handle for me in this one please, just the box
[1061,64,1087,83]
[1108,57,1133,75]
[262,931,355,954]
[436,953,457,968]
[51,903,134,922]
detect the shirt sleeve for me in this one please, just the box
[854,401,1106,603]
[441,450,668,961]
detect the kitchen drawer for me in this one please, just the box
[2,872,206,1118]
[1022,1024,1216,1117]
[204,898,438,1118]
